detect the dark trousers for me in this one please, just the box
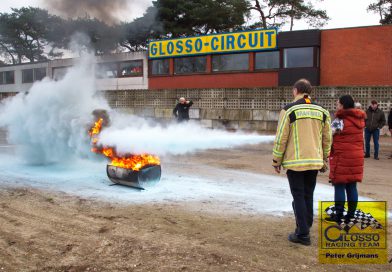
[365,128,380,158]
[287,170,318,236]
[334,183,358,218]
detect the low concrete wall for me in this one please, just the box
[103,87,392,132]
[1,87,391,132]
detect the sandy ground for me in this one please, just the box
[1,136,392,271]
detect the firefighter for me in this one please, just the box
[272,79,332,246]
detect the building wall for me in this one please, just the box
[149,72,278,89]
[2,86,391,133]
[320,25,392,86]
[102,86,392,133]
[1,26,391,93]
[0,62,48,93]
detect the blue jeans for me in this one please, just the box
[365,128,380,158]
[334,183,358,217]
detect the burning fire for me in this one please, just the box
[89,116,160,171]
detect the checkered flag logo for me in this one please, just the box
[324,205,383,230]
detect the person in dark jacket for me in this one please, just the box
[365,100,386,160]
[327,95,366,222]
[173,97,193,122]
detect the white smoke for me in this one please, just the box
[0,53,109,164]
[98,113,274,156]
[0,44,274,165]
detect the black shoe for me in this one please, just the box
[325,214,343,223]
[343,214,355,223]
[288,232,311,246]
[374,157,379,160]
[364,154,370,158]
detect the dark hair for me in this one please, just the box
[293,78,312,94]
[371,100,378,105]
[339,95,355,109]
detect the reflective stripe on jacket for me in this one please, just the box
[272,94,332,171]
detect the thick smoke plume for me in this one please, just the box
[42,0,139,25]
[0,53,108,164]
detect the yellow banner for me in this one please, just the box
[319,201,388,264]
[148,29,277,59]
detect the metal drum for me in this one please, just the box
[106,164,161,189]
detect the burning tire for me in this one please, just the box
[106,164,161,189]
[89,110,162,189]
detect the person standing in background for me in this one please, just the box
[327,95,366,222]
[354,102,362,110]
[173,97,193,122]
[365,100,386,160]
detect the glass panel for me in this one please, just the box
[52,67,68,81]
[284,47,314,68]
[212,53,249,72]
[151,59,169,75]
[174,56,206,74]
[22,69,33,83]
[119,60,143,77]
[96,63,118,78]
[0,72,4,85]
[4,71,14,84]
[34,68,46,81]
[255,51,279,69]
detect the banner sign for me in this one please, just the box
[319,201,388,264]
[148,29,277,59]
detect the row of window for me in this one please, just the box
[0,60,145,84]
[151,47,317,75]
[53,60,144,81]
[96,60,143,78]
[0,47,317,84]
[22,68,47,83]
[0,68,47,85]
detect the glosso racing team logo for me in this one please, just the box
[319,201,388,264]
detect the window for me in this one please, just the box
[119,60,143,77]
[22,68,46,83]
[0,71,15,84]
[96,60,144,78]
[283,47,314,68]
[151,59,169,75]
[212,53,249,72]
[255,51,279,70]
[34,68,46,81]
[96,63,118,78]
[4,71,14,84]
[22,69,34,83]
[53,67,69,81]
[174,56,206,74]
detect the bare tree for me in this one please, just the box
[248,0,329,30]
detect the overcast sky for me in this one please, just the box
[0,0,380,30]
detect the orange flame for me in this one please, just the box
[88,117,160,171]
[89,118,103,137]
